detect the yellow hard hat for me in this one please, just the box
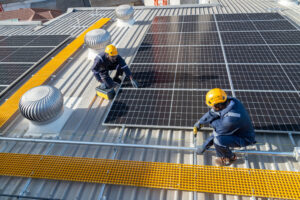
[206,88,227,107]
[105,44,118,56]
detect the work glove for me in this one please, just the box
[131,79,139,88]
[193,123,203,137]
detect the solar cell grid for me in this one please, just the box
[178,46,224,63]
[229,65,295,90]
[27,35,69,46]
[133,46,179,63]
[183,15,215,22]
[148,23,182,33]
[152,16,184,23]
[1,47,54,63]
[169,90,208,127]
[181,22,217,32]
[175,64,230,89]
[236,92,300,131]
[104,89,173,126]
[260,31,300,44]
[0,35,39,46]
[282,65,300,91]
[270,45,300,63]
[216,14,250,21]
[253,20,296,31]
[0,86,5,93]
[0,64,32,84]
[141,33,181,45]
[0,36,7,41]
[180,32,220,45]
[217,22,256,31]
[225,45,277,63]
[247,13,285,20]
[122,64,176,88]
[0,48,18,61]
[221,32,265,44]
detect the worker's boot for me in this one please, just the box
[215,154,237,166]
[113,76,122,84]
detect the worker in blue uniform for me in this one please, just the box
[194,88,256,166]
[92,44,139,89]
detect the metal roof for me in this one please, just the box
[0,0,300,199]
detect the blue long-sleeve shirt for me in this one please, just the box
[195,97,255,142]
[91,52,132,82]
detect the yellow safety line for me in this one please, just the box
[0,18,110,128]
[0,153,299,199]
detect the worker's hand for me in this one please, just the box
[131,79,139,88]
[193,127,198,136]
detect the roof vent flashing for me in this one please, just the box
[115,5,135,27]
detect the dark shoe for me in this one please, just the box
[215,154,237,166]
[113,76,122,84]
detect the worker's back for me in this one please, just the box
[211,97,255,143]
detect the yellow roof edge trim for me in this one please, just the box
[0,18,110,128]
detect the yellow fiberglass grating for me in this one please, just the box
[0,153,300,199]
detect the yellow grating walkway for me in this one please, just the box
[0,18,110,128]
[0,153,299,199]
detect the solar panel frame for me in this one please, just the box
[141,33,181,46]
[215,14,250,21]
[178,46,225,63]
[229,64,295,91]
[270,45,300,63]
[224,45,278,63]
[0,35,39,46]
[221,32,265,44]
[253,20,297,31]
[282,65,300,91]
[26,35,70,46]
[1,47,54,63]
[235,91,300,132]
[133,46,179,63]
[180,32,220,45]
[175,64,231,89]
[218,22,257,31]
[0,64,32,85]
[260,31,300,44]
[247,13,285,21]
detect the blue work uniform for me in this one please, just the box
[91,52,132,88]
[195,97,256,158]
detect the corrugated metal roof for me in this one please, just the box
[0,0,300,199]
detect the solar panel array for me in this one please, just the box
[104,13,300,133]
[0,35,70,94]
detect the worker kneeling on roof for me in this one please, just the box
[92,44,139,89]
[194,88,256,166]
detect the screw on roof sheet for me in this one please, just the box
[293,147,300,161]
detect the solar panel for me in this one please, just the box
[0,86,5,93]
[152,16,184,23]
[141,33,181,45]
[105,12,300,133]
[180,32,220,45]
[270,45,300,63]
[0,64,32,84]
[26,35,69,46]
[253,20,296,30]
[133,46,179,63]
[225,46,277,63]
[183,15,215,22]
[236,91,300,131]
[0,36,7,41]
[122,64,176,88]
[178,46,224,63]
[181,22,217,32]
[175,64,230,89]
[260,31,300,44]
[218,22,256,31]
[1,47,54,62]
[216,14,250,21]
[229,65,295,90]
[282,65,300,91]
[247,13,285,20]
[148,23,182,33]
[221,32,265,44]
[0,48,18,61]
[104,89,173,126]
[0,35,39,46]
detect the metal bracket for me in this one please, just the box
[293,147,300,161]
